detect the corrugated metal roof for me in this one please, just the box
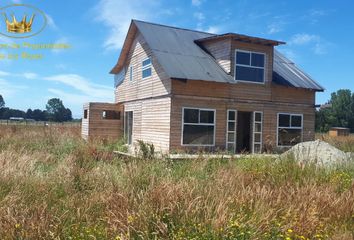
[273,50,324,91]
[132,20,324,91]
[134,20,234,83]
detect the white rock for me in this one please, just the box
[281,140,351,167]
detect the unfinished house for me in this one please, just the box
[82,20,324,153]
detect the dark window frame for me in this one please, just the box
[142,57,152,79]
[102,110,121,120]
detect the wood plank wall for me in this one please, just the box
[115,32,171,103]
[124,97,171,152]
[81,102,123,140]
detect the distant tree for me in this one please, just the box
[46,98,72,122]
[26,109,33,119]
[0,95,4,108]
[32,109,47,121]
[316,89,354,132]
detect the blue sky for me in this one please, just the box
[0,0,353,118]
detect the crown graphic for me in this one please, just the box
[2,13,35,33]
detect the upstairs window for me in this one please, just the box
[235,50,265,83]
[142,58,152,79]
[129,66,133,82]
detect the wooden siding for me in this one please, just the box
[115,32,171,103]
[81,103,123,140]
[124,97,171,152]
[202,38,232,73]
[170,95,315,152]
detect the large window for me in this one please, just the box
[182,108,215,146]
[235,50,265,83]
[142,58,152,79]
[102,110,120,120]
[277,113,303,147]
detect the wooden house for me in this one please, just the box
[82,20,324,153]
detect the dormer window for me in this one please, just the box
[142,58,152,79]
[235,50,265,83]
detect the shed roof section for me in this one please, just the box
[111,20,324,91]
[196,33,285,46]
[273,50,324,91]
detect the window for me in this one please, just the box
[142,58,152,78]
[83,109,88,119]
[129,66,133,82]
[226,110,237,153]
[102,110,120,120]
[124,111,133,145]
[235,50,265,83]
[182,108,215,146]
[277,113,303,147]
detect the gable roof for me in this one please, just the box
[111,20,324,92]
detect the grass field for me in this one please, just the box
[0,125,353,239]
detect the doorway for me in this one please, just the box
[124,111,133,145]
[236,111,252,153]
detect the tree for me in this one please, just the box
[0,95,4,108]
[32,109,47,121]
[46,98,72,122]
[26,109,33,119]
[316,89,354,132]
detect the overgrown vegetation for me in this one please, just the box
[0,125,353,239]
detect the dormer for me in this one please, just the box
[196,34,285,85]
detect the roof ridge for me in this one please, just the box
[132,19,216,36]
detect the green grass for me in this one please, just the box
[0,125,353,239]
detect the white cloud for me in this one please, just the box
[288,33,332,55]
[289,33,320,45]
[0,71,10,77]
[267,22,283,34]
[0,78,27,97]
[204,26,220,34]
[52,37,69,54]
[44,74,112,99]
[192,0,203,6]
[193,12,205,21]
[94,0,157,50]
[22,72,38,79]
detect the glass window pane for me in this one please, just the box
[228,111,235,120]
[184,109,199,123]
[254,144,261,153]
[236,66,264,83]
[228,122,235,131]
[291,115,302,127]
[255,112,262,122]
[251,53,265,67]
[236,51,250,65]
[200,110,214,124]
[142,68,152,78]
[254,123,262,132]
[183,125,214,145]
[278,114,290,127]
[254,133,261,143]
[129,66,133,81]
[227,143,235,153]
[227,132,235,142]
[278,128,302,146]
[142,58,151,66]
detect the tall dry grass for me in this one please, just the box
[0,125,353,239]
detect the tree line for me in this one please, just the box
[0,95,73,122]
[316,89,354,132]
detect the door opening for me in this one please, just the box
[124,111,133,145]
[236,111,252,153]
